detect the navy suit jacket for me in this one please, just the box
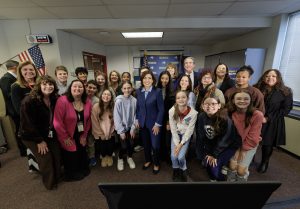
[136,87,164,129]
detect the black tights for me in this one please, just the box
[261,145,273,163]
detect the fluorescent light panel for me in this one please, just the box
[122,32,163,38]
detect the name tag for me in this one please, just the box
[48,130,53,138]
[77,122,84,132]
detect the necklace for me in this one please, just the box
[73,101,83,111]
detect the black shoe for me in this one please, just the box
[172,168,182,182]
[152,166,160,175]
[181,170,188,182]
[142,162,152,170]
[257,162,269,173]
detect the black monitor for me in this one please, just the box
[99,181,281,209]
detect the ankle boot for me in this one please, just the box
[181,170,188,182]
[172,168,180,181]
[257,161,269,173]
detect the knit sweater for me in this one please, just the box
[91,103,115,140]
[169,106,198,146]
[232,110,264,151]
[113,95,137,134]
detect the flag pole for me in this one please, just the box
[0,44,40,67]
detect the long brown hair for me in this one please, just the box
[227,89,255,128]
[98,88,114,121]
[254,69,291,96]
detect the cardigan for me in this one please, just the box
[91,103,115,140]
[53,95,92,151]
[20,95,57,143]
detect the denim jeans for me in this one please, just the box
[171,136,190,170]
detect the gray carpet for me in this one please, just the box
[1,147,300,209]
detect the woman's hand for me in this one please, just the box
[206,155,218,167]
[174,143,183,157]
[80,137,86,146]
[64,138,73,147]
[166,124,170,131]
[152,125,160,135]
[130,131,135,139]
[37,141,48,155]
[262,117,268,123]
[120,133,126,140]
[237,149,246,162]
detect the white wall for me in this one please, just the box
[0,19,105,80]
[208,15,284,70]
[56,30,105,82]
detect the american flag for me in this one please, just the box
[18,45,46,75]
[143,51,148,67]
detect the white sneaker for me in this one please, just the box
[134,145,144,152]
[117,158,124,171]
[127,157,136,169]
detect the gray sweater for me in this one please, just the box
[113,95,137,134]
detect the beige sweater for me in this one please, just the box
[91,103,115,140]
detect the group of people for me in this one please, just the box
[0,56,293,190]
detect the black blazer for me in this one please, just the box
[11,83,31,117]
[218,78,235,95]
[0,72,17,117]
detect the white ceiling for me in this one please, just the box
[1,0,300,46]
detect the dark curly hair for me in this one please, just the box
[254,69,292,97]
[29,75,58,101]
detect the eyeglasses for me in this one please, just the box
[203,103,219,107]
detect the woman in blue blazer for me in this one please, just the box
[136,71,164,174]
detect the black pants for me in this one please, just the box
[62,137,89,180]
[95,138,114,157]
[13,116,27,156]
[119,131,134,159]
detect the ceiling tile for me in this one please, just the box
[0,0,37,7]
[108,5,168,18]
[167,3,231,17]
[102,0,169,5]
[171,0,234,2]
[46,6,111,18]
[223,1,293,15]
[0,7,57,19]
[31,0,103,7]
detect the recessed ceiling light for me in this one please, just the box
[122,32,163,38]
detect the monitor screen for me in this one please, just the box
[99,181,281,209]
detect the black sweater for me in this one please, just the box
[20,95,57,143]
[196,112,241,158]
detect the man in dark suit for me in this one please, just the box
[0,60,26,156]
[0,60,18,117]
[179,57,199,90]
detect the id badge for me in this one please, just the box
[48,130,53,138]
[77,122,84,132]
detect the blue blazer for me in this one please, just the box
[136,87,164,129]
